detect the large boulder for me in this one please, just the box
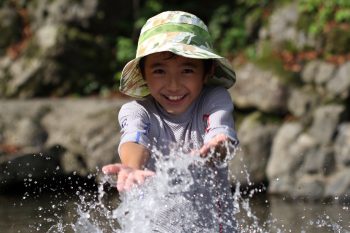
[0,0,133,98]
[229,112,278,187]
[229,63,289,114]
[0,98,128,190]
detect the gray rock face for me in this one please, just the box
[0,99,127,189]
[334,123,350,167]
[287,87,318,121]
[308,105,345,144]
[263,2,316,50]
[229,63,289,113]
[326,61,350,99]
[229,112,278,186]
[0,0,132,98]
[301,60,336,85]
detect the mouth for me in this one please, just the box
[163,94,187,102]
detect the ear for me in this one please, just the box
[204,62,215,84]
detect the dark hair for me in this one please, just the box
[138,55,213,79]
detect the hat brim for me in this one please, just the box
[119,43,236,98]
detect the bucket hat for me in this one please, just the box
[120,11,236,98]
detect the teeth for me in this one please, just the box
[168,95,184,100]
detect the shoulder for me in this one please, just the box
[204,86,231,98]
[119,97,155,118]
[201,86,233,106]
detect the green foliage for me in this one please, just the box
[251,41,299,86]
[209,5,247,55]
[114,0,164,83]
[208,1,270,57]
[115,37,136,66]
[298,0,350,35]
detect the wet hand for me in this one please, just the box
[102,164,155,192]
[199,134,229,163]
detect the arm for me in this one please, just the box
[119,142,150,169]
[102,143,154,192]
[102,102,155,191]
[199,87,239,163]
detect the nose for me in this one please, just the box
[167,76,180,92]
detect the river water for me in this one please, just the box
[0,191,349,233]
[1,148,349,232]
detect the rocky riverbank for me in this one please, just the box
[1,57,349,201]
[0,1,349,201]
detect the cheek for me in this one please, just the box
[146,78,163,92]
[187,81,204,94]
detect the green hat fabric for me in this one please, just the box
[119,11,236,98]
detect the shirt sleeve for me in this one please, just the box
[117,101,151,154]
[202,87,239,145]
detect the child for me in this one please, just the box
[102,11,239,232]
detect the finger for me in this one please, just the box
[123,173,138,191]
[102,163,127,175]
[200,134,229,155]
[199,145,210,157]
[134,173,146,185]
[116,170,130,192]
[134,170,155,184]
[141,170,156,176]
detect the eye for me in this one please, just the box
[153,69,165,74]
[182,68,194,74]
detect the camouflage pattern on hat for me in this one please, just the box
[119,11,236,98]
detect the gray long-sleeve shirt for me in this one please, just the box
[118,86,237,156]
[117,86,238,232]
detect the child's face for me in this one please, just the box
[144,52,209,115]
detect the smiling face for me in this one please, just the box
[143,52,210,115]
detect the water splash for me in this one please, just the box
[113,150,231,233]
[42,143,350,233]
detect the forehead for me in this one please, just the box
[144,52,203,66]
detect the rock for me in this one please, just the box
[326,61,350,99]
[265,2,315,50]
[229,63,289,113]
[267,124,325,195]
[266,122,305,179]
[301,60,336,85]
[229,112,278,186]
[268,175,294,194]
[308,105,345,145]
[0,0,133,98]
[302,146,335,175]
[0,98,128,189]
[5,57,43,97]
[28,0,98,29]
[325,170,350,200]
[315,62,336,85]
[293,175,325,200]
[334,123,350,167]
[287,87,318,121]
[36,23,59,50]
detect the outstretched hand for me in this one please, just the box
[102,164,155,192]
[199,134,231,164]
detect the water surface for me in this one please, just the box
[1,190,349,232]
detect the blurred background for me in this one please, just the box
[0,0,349,232]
